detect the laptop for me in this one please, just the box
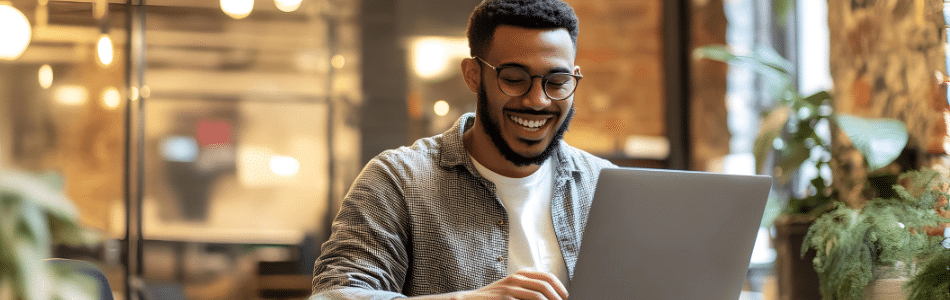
[568,167,772,299]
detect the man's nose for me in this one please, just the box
[523,77,551,110]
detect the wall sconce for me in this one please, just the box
[0,2,32,60]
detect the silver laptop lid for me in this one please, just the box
[569,168,772,300]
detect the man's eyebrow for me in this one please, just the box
[498,62,572,74]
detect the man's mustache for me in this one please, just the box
[503,108,559,116]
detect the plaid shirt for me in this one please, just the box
[311,113,616,299]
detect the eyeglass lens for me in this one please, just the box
[497,67,577,100]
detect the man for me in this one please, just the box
[312,0,616,299]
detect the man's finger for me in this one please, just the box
[499,285,549,300]
[514,270,568,300]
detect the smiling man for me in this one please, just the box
[311,1,616,299]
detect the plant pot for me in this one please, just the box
[862,278,908,300]
[773,214,822,300]
[862,264,911,300]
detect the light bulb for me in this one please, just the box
[97,34,114,66]
[274,0,301,12]
[331,54,345,69]
[38,64,53,89]
[433,100,450,116]
[221,0,254,19]
[0,4,32,60]
[102,87,120,109]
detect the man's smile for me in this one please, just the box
[504,109,558,136]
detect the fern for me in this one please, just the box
[801,168,950,300]
[905,248,950,300]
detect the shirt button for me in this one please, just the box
[496,220,505,226]
[497,256,505,262]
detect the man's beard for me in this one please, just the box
[476,84,575,167]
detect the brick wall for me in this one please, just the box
[564,0,667,156]
[564,0,730,170]
[827,0,949,207]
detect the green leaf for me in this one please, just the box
[15,240,52,300]
[802,91,832,107]
[777,142,810,183]
[0,169,78,220]
[21,201,52,259]
[773,0,793,24]
[692,44,735,62]
[753,107,789,173]
[834,114,908,171]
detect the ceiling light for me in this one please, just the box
[97,34,114,66]
[0,3,32,60]
[221,0,254,19]
[38,64,53,89]
[433,100,450,116]
[102,87,120,109]
[274,0,301,12]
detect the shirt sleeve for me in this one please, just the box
[312,157,411,300]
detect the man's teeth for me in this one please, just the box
[510,115,548,128]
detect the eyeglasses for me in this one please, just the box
[474,56,582,101]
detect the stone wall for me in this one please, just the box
[827,0,949,207]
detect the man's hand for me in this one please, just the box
[452,269,568,300]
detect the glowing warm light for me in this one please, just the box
[274,0,301,12]
[55,85,89,106]
[0,4,32,60]
[97,34,114,66]
[411,37,469,81]
[269,155,300,177]
[623,135,670,160]
[141,85,151,98]
[38,64,53,89]
[433,100,450,116]
[413,39,447,79]
[331,54,345,69]
[221,0,254,19]
[129,86,139,100]
[102,87,120,109]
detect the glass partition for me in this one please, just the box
[0,0,130,294]
[1,0,361,299]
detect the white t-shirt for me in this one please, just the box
[469,156,570,287]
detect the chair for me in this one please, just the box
[46,258,114,300]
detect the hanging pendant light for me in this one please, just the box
[221,0,254,19]
[0,3,32,60]
[97,34,114,66]
[274,0,301,12]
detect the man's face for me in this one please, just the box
[474,25,579,166]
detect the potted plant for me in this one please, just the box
[0,168,98,300]
[693,45,911,299]
[801,168,950,300]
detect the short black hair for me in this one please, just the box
[466,0,579,58]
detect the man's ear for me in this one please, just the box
[574,65,582,76]
[461,58,480,94]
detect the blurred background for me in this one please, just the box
[1,0,947,299]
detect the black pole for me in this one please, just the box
[123,1,146,299]
[662,0,692,170]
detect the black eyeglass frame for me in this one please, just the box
[473,56,582,101]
